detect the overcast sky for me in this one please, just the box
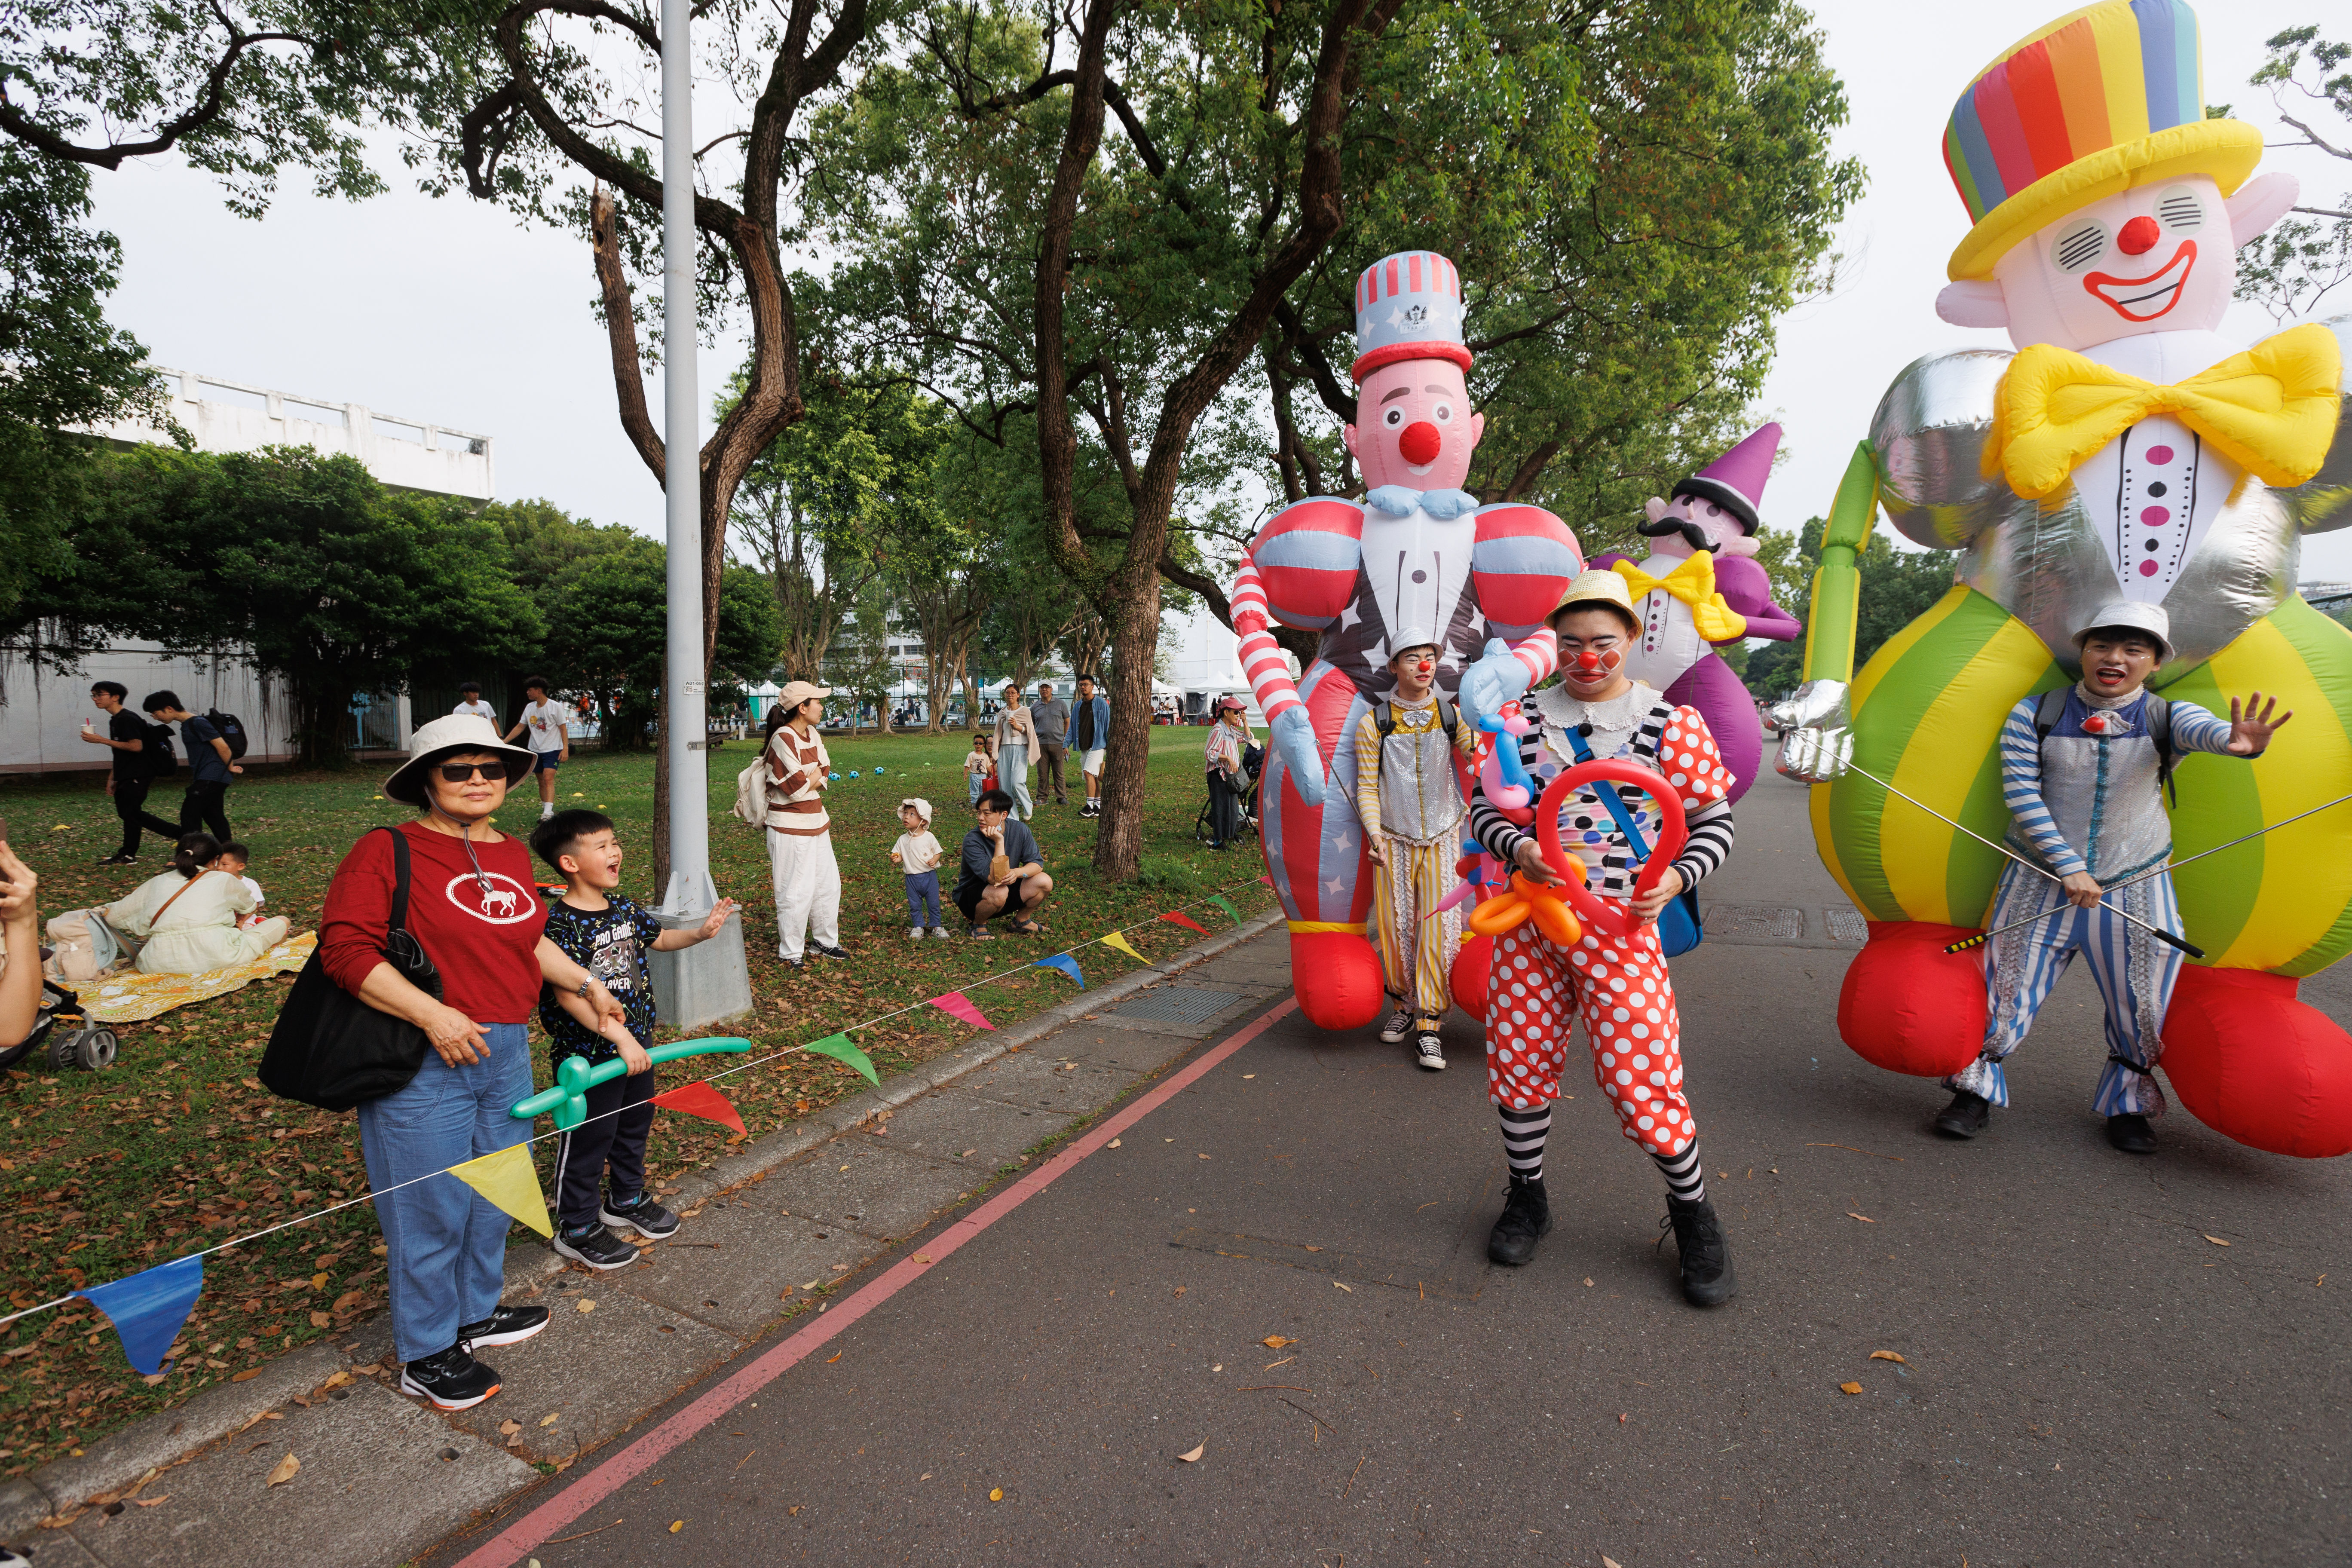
[85,0,2352,588]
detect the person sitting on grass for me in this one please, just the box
[214,839,268,927]
[106,832,290,974]
[531,808,738,1271]
[954,788,1052,938]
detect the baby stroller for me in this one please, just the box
[1194,744,1264,846]
[0,978,118,1075]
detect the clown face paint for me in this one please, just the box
[1345,358,1485,491]
[1990,177,2236,352]
[1552,610,1633,701]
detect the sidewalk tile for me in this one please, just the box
[617,1205,854,1338]
[867,1090,1079,1175]
[949,1047,1141,1114]
[732,1142,978,1243]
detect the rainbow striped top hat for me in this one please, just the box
[1351,251,1472,382]
[1941,0,2262,280]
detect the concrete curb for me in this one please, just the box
[0,906,1287,1547]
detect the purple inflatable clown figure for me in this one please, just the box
[1592,424,1802,800]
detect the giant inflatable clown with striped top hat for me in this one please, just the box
[1230,251,1584,1030]
[1773,0,2352,1157]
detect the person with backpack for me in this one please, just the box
[143,691,240,843]
[1201,697,1253,849]
[83,681,181,864]
[1935,603,2290,1155]
[1352,639,1479,1071]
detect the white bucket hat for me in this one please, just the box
[900,796,933,825]
[2073,601,2175,664]
[383,714,536,807]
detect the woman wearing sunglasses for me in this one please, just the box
[315,714,628,1410]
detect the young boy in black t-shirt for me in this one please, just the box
[532,809,738,1270]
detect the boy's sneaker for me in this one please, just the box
[910,925,926,940]
[400,1345,502,1410]
[928,925,952,940]
[602,1193,680,1239]
[1377,1007,1415,1045]
[1414,1030,1446,1071]
[456,1303,550,1350]
[553,1222,640,1271]
[96,853,138,866]
[810,943,851,961]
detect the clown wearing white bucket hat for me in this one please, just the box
[1772,0,2352,1159]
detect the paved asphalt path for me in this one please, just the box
[428,779,2352,1567]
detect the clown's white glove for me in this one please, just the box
[1457,638,1530,729]
[1270,706,1326,807]
[1769,680,1853,782]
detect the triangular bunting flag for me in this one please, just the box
[1159,911,1208,935]
[928,991,995,1031]
[1102,930,1146,962]
[76,1254,203,1377]
[1207,894,1240,922]
[1257,876,1273,887]
[1034,953,1085,988]
[447,1143,552,1238]
[803,1031,880,1085]
[652,1080,746,1137]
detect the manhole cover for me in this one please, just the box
[1825,907,1869,945]
[1705,903,1804,941]
[1112,987,1243,1025]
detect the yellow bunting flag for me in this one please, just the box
[1102,930,1146,962]
[447,1144,552,1237]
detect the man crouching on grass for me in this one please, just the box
[955,789,1052,938]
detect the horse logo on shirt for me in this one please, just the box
[441,873,538,925]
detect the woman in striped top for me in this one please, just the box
[1468,570,1739,1306]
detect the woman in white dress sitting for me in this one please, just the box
[107,834,291,974]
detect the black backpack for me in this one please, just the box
[142,720,178,778]
[207,708,250,761]
[2035,688,2177,803]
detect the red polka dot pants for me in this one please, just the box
[1483,913,1697,1158]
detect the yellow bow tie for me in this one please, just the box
[1986,323,2343,501]
[1611,553,1747,643]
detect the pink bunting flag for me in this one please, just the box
[1258,876,1274,887]
[652,1080,746,1137]
[928,991,995,1030]
[1160,911,1209,935]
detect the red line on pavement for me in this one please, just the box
[450,995,1299,1568]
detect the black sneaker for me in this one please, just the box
[1660,1194,1737,1307]
[553,1222,640,1271]
[1414,1031,1446,1071]
[400,1344,502,1410]
[810,944,851,961]
[2106,1113,2158,1154]
[1377,1007,1414,1045]
[602,1193,680,1238]
[456,1303,551,1350]
[1934,1088,1992,1139]
[1487,1175,1551,1266]
[96,853,137,866]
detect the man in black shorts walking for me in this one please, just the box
[953,789,1054,938]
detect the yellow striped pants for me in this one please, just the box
[1372,836,1462,1022]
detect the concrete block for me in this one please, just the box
[434,1281,737,1464]
[872,1089,1079,1176]
[739,1140,984,1242]
[0,1476,52,1541]
[6,1528,100,1565]
[648,907,753,1033]
[949,1046,1140,1117]
[616,1205,849,1338]
[1041,1023,1203,1078]
[59,1377,530,1568]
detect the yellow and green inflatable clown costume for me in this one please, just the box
[1772,0,2352,1158]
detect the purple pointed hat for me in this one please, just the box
[1673,423,1781,535]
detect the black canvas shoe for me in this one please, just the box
[1660,1194,1737,1307]
[1934,1088,1992,1139]
[1486,1175,1552,1266]
[553,1222,640,1271]
[2105,1113,2158,1154]
[810,944,851,961]
[456,1303,550,1351]
[602,1193,680,1238]
[1377,1007,1414,1045]
[400,1344,501,1410]
[1414,1031,1447,1071]
[96,853,138,866]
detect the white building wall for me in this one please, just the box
[0,643,297,772]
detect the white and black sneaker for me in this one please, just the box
[553,1222,640,1271]
[601,1194,680,1239]
[400,1344,502,1410]
[1378,1008,1415,1045]
[456,1303,551,1350]
[1415,1030,1447,1071]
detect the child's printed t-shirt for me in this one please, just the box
[539,894,663,1066]
[892,830,944,876]
[963,750,989,777]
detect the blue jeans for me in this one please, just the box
[356,1021,534,1363]
[967,774,984,806]
[904,870,941,928]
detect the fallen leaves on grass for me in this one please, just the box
[264,1454,300,1487]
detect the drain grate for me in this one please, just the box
[1704,903,1805,941]
[1825,907,1869,945]
[1111,987,1243,1025]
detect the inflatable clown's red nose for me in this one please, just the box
[1398,420,1442,465]
[2117,214,2161,255]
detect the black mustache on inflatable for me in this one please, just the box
[1635,517,1720,553]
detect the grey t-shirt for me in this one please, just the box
[956,820,1043,904]
[1030,698,1070,744]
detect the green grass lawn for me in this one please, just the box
[0,725,1270,1475]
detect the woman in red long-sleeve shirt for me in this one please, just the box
[320,714,623,1411]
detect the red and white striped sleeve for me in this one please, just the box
[1233,558,1305,723]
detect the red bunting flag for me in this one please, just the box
[1258,876,1273,886]
[928,991,995,1030]
[1159,911,1208,935]
[652,1080,746,1136]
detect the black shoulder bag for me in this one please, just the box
[260,827,443,1111]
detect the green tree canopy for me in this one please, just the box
[1740,516,1954,701]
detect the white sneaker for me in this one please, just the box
[910,925,925,940]
[1378,1007,1414,1045]
[929,926,952,940]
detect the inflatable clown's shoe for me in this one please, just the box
[1449,932,1495,1019]
[2161,966,2352,1159]
[1289,928,1386,1031]
[1835,922,1989,1079]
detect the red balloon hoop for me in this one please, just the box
[1533,759,1689,943]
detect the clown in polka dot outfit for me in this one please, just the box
[1468,570,1739,1305]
